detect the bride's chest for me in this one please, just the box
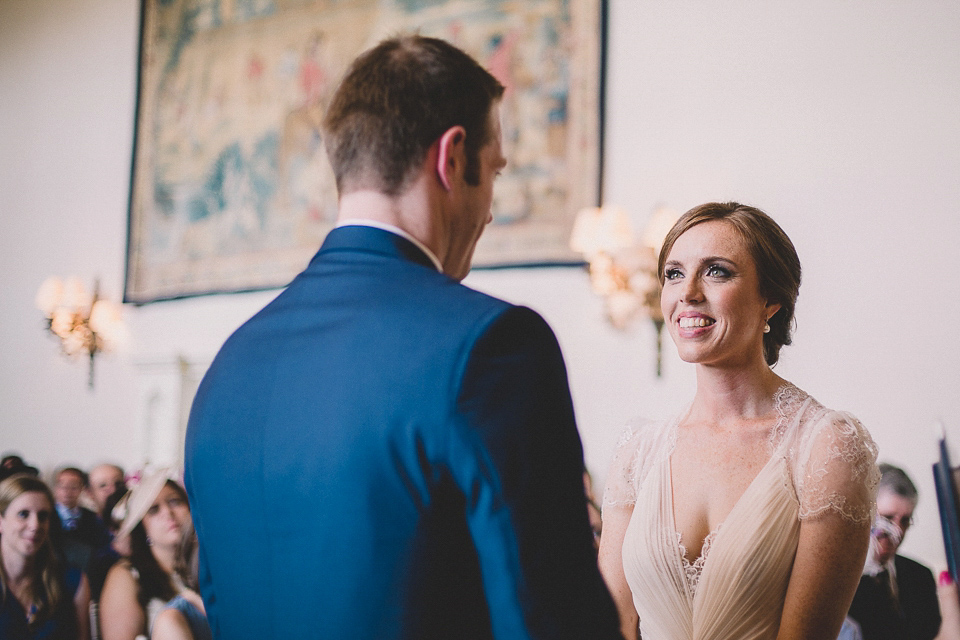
[623,449,799,599]
[669,427,774,539]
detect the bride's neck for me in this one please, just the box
[689,364,785,425]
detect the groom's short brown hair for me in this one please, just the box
[322,35,505,197]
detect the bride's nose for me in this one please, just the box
[680,276,704,304]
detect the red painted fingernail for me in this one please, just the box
[940,571,954,586]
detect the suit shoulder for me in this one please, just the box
[79,507,101,522]
[473,304,556,342]
[406,274,520,332]
[430,273,512,311]
[895,554,936,580]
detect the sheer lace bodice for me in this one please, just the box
[677,528,719,597]
[603,383,879,640]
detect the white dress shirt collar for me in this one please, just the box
[336,218,443,273]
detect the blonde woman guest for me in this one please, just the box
[99,473,190,640]
[599,202,880,640]
[0,474,91,639]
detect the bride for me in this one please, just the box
[599,202,880,640]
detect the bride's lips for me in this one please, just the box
[676,312,715,335]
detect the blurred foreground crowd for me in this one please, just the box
[0,454,209,640]
[2,452,958,640]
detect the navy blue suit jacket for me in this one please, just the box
[185,226,622,639]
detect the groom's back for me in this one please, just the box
[185,234,511,638]
[184,33,623,640]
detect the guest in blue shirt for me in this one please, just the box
[52,467,110,573]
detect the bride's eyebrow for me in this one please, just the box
[699,256,738,267]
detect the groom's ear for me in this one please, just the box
[435,125,467,191]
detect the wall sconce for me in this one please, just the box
[570,204,678,376]
[35,276,126,389]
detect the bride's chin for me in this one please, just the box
[673,345,707,364]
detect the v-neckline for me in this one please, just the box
[664,385,796,569]
[666,451,780,568]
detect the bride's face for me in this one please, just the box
[660,220,779,368]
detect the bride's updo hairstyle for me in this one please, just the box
[657,202,802,367]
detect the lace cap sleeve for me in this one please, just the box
[793,409,880,524]
[602,418,663,511]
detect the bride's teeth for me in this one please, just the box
[679,317,714,328]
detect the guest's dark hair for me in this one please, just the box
[0,455,39,481]
[173,517,199,591]
[878,463,918,504]
[55,466,88,487]
[658,202,802,366]
[101,486,128,532]
[322,34,505,196]
[128,480,189,607]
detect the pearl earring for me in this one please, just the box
[763,322,771,334]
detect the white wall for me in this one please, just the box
[1,0,958,570]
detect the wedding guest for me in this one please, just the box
[86,465,125,516]
[0,456,39,483]
[88,487,129,603]
[53,467,110,572]
[600,202,880,639]
[150,519,210,640]
[99,472,191,640]
[0,474,91,639]
[848,463,941,640]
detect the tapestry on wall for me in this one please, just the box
[124,0,605,303]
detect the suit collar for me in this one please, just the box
[313,225,440,272]
[336,219,443,271]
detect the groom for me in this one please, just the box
[185,35,622,639]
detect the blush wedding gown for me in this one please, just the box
[603,384,879,640]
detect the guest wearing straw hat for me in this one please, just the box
[98,472,191,640]
[151,519,211,640]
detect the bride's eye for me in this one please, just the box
[706,264,730,278]
[664,268,683,281]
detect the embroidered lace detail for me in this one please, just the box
[676,528,719,597]
[767,383,879,524]
[795,410,880,524]
[769,382,809,452]
[603,382,879,524]
[774,382,805,416]
[602,417,674,509]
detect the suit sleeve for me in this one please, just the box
[449,305,623,639]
